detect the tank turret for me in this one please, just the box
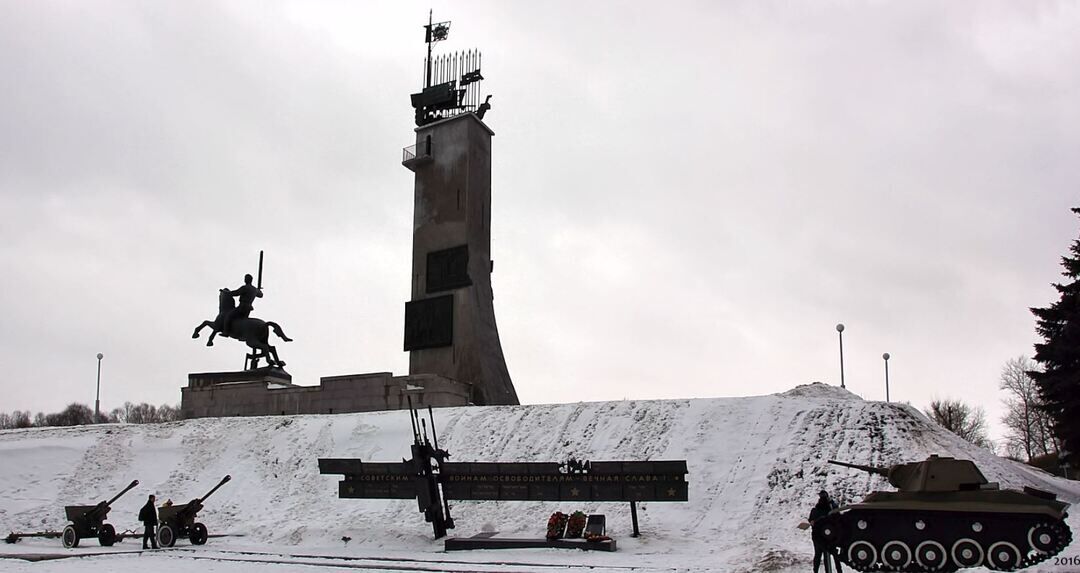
[817,454,1072,572]
[829,454,990,492]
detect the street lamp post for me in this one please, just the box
[836,324,846,389]
[95,353,104,423]
[882,353,891,403]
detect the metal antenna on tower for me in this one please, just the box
[411,11,489,127]
[423,10,449,90]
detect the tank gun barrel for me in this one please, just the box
[828,460,889,478]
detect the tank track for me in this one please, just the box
[819,508,1072,572]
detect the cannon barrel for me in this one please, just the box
[105,480,140,507]
[70,479,139,524]
[828,460,890,478]
[197,475,231,504]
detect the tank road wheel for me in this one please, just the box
[986,541,1022,571]
[881,540,913,570]
[157,524,176,548]
[820,518,843,546]
[1028,522,1063,555]
[190,522,208,545]
[848,540,878,570]
[951,538,983,568]
[915,540,948,571]
[98,523,116,547]
[62,525,80,548]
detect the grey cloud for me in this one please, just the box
[1,2,1078,445]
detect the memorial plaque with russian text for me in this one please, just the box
[560,482,589,501]
[660,482,688,501]
[471,483,500,499]
[323,459,689,503]
[404,295,454,350]
[500,484,529,499]
[530,483,561,500]
[319,459,363,474]
[591,482,624,500]
[588,461,623,474]
[426,245,472,293]
[625,483,656,501]
[441,481,465,499]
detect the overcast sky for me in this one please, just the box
[1,1,1078,443]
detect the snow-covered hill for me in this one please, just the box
[1,383,1078,572]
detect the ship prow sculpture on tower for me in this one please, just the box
[410,10,492,127]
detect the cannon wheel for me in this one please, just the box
[98,523,116,546]
[157,524,176,548]
[190,522,208,545]
[62,525,80,548]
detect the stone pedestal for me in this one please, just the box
[186,367,293,390]
[181,370,471,419]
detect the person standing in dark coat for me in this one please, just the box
[809,490,842,573]
[138,494,159,549]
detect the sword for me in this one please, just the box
[257,250,264,290]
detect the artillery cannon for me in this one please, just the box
[156,475,231,547]
[62,479,140,548]
[819,455,1072,572]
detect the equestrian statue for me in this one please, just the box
[192,252,292,369]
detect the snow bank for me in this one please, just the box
[1,386,1077,572]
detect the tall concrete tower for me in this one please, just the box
[402,114,517,406]
[401,15,518,406]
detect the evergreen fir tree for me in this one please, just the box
[1030,207,1080,465]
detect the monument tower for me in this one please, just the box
[402,13,518,406]
[181,14,509,418]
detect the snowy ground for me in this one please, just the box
[2,383,1079,572]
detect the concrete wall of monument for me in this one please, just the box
[181,371,471,418]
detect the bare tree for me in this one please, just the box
[112,402,137,423]
[45,403,95,426]
[924,398,993,449]
[3,402,182,428]
[12,411,33,428]
[0,411,32,429]
[157,404,182,422]
[109,402,181,423]
[1000,356,1059,461]
[126,403,159,424]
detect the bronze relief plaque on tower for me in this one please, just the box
[404,294,454,350]
[426,244,472,293]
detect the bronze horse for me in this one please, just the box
[192,288,292,368]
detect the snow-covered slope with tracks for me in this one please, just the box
[1,383,1077,572]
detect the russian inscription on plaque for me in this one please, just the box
[319,404,689,541]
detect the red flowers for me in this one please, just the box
[546,512,569,540]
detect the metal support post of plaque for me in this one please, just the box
[318,401,689,545]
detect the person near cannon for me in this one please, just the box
[138,494,159,549]
[809,490,842,573]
